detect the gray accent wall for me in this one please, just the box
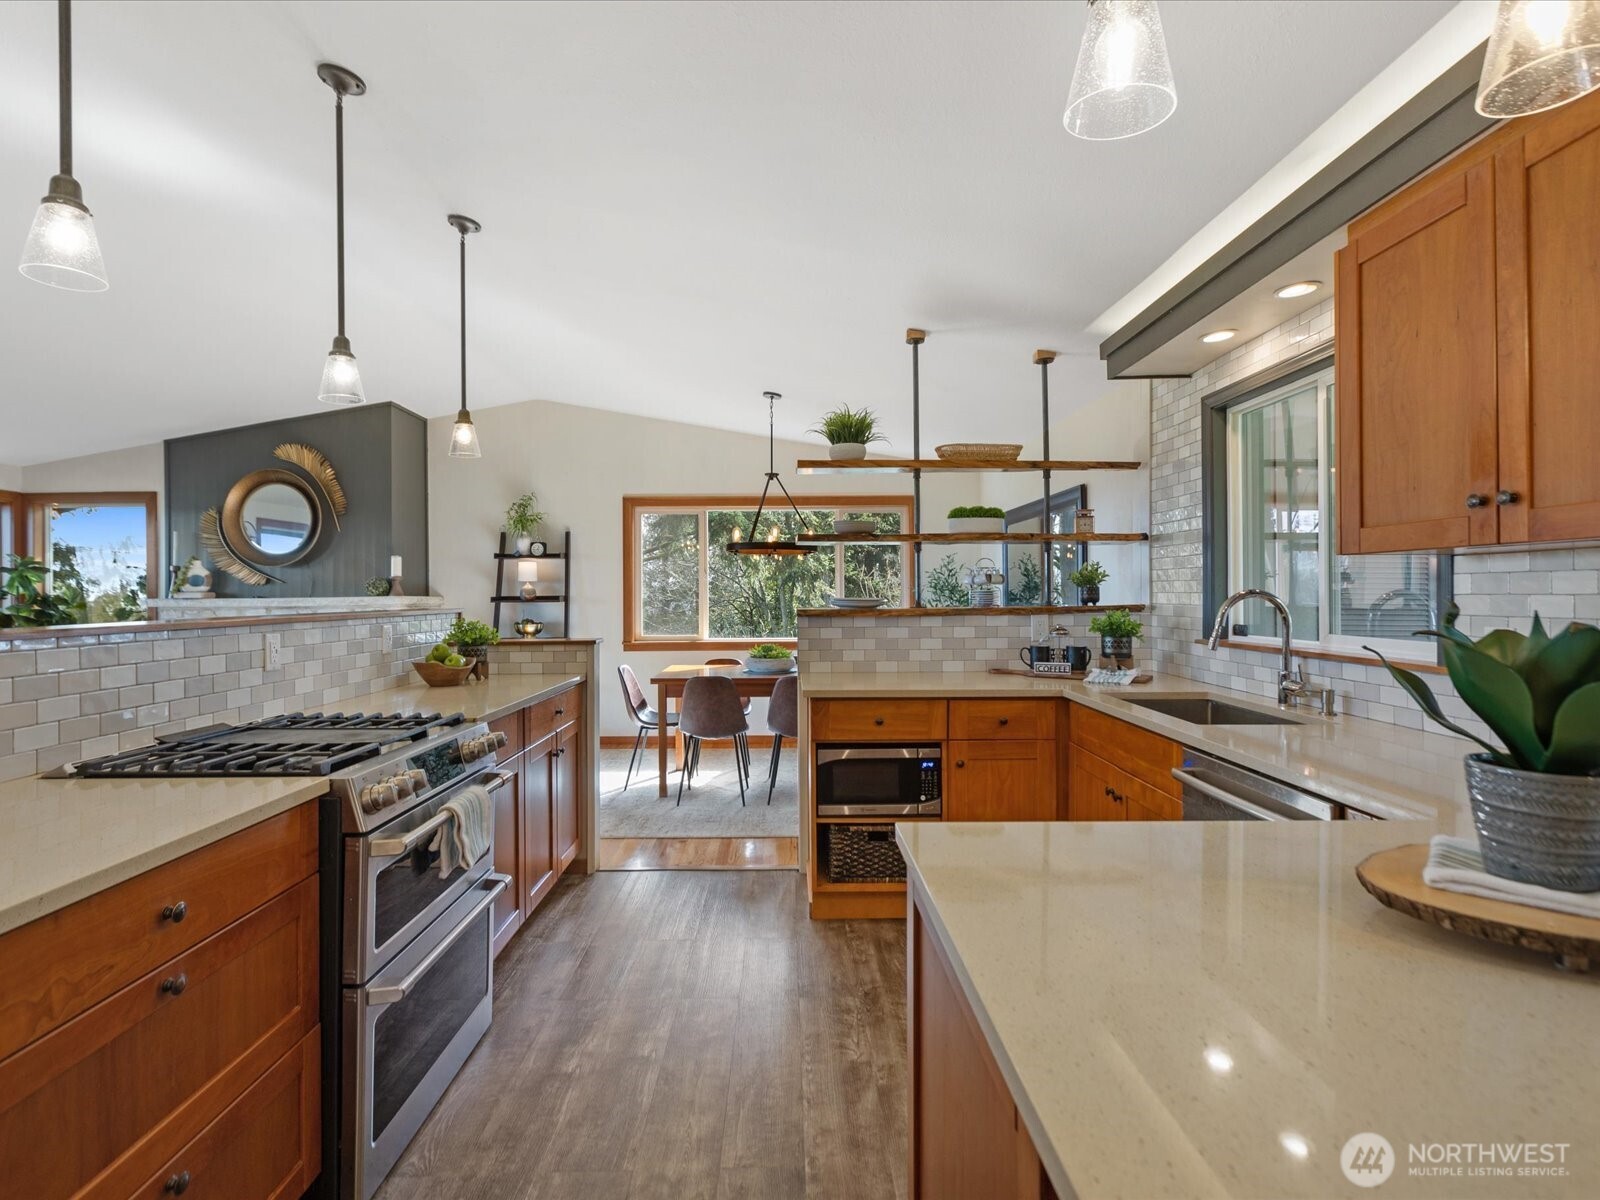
[165,403,428,598]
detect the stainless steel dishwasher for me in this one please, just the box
[1174,749,1346,820]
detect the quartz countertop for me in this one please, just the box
[801,670,1475,825]
[899,819,1600,1199]
[0,671,585,936]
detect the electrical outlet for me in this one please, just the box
[382,624,395,651]
[264,633,283,670]
[1030,615,1048,639]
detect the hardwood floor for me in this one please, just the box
[599,837,800,871]
[375,870,907,1200]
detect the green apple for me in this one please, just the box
[445,653,466,667]
[428,643,453,663]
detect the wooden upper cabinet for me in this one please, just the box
[1337,159,1500,553]
[1495,98,1600,543]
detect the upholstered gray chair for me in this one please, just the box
[677,674,751,806]
[617,664,676,791]
[765,673,798,805]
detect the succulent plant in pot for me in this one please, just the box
[1369,606,1600,892]
[1070,560,1109,606]
[810,405,886,461]
[1087,609,1142,662]
[947,505,1006,535]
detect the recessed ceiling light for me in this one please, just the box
[1203,1047,1234,1075]
[1279,1132,1311,1160]
[1200,329,1237,344]
[1274,281,1321,299]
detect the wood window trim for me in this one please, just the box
[1198,637,1448,676]
[21,491,160,598]
[622,492,913,652]
[0,491,21,561]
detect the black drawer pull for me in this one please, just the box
[165,1171,191,1195]
[998,717,1009,726]
[873,718,884,726]
[554,707,565,716]
[160,973,188,996]
[955,760,965,768]
[161,901,187,923]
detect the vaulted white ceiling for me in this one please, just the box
[0,0,1455,467]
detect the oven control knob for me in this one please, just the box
[359,785,380,813]
[407,768,428,791]
[491,731,509,750]
[462,738,485,762]
[389,773,416,799]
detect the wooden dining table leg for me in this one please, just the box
[657,680,669,797]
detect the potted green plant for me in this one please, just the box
[1070,560,1109,606]
[745,642,796,674]
[446,616,501,681]
[925,554,968,607]
[505,493,545,555]
[1088,609,1142,662]
[1369,607,1600,892]
[810,404,887,461]
[0,554,77,629]
[947,505,1006,535]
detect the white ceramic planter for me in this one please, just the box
[828,442,868,460]
[947,517,1005,535]
[513,534,533,555]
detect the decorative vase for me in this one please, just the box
[457,644,491,681]
[947,517,1005,535]
[1464,754,1600,892]
[828,442,867,460]
[513,534,533,555]
[1081,584,1101,606]
[1100,634,1133,662]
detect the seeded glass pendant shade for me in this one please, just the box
[316,63,367,405]
[1063,0,1177,141]
[1477,0,1600,117]
[725,391,816,556]
[446,214,483,459]
[19,1,108,291]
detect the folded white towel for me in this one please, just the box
[429,782,493,879]
[1422,835,1600,920]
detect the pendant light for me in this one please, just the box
[725,392,816,556]
[447,214,482,459]
[18,0,108,291]
[316,63,367,405]
[1477,0,1600,117]
[1063,0,1177,141]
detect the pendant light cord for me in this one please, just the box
[334,94,346,338]
[767,390,775,474]
[459,231,468,411]
[58,0,72,177]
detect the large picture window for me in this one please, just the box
[2,492,157,625]
[1204,358,1447,662]
[625,495,911,649]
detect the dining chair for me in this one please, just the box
[677,674,751,806]
[704,657,753,763]
[617,664,677,791]
[765,673,798,805]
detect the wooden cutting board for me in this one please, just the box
[1355,842,1599,972]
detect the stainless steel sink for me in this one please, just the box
[1120,697,1301,726]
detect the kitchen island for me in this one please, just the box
[900,818,1599,1199]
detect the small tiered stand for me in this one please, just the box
[490,530,571,637]
[794,329,1148,618]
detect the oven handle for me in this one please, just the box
[364,872,510,1009]
[368,769,513,861]
[1170,767,1291,821]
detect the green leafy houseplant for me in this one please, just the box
[947,505,1005,520]
[1087,609,1142,640]
[1368,607,1600,776]
[0,555,78,629]
[446,617,501,650]
[1007,554,1042,606]
[748,643,793,660]
[925,555,969,608]
[505,493,545,553]
[810,405,886,446]
[1070,561,1109,588]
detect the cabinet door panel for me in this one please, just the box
[1067,749,1124,822]
[554,722,581,870]
[945,741,1056,822]
[522,733,557,916]
[1338,160,1499,552]
[1497,104,1600,543]
[491,749,524,956]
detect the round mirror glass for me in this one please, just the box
[239,482,316,557]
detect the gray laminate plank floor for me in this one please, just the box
[374,870,907,1200]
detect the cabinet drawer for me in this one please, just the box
[0,876,319,1200]
[0,802,317,1061]
[133,1027,320,1200]
[949,699,1057,741]
[527,685,581,739]
[1069,705,1182,798]
[812,698,946,742]
[489,709,526,758]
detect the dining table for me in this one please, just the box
[648,664,795,797]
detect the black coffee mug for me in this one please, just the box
[1065,645,1091,673]
[1019,644,1054,666]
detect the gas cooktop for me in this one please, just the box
[65,710,463,778]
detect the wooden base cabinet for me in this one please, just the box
[1066,705,1184,822]
[947,740,1057,822]
[909,889,1056,1200]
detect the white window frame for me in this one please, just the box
[1224,366,1432,662]
[629,499,912,646]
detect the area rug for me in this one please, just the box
[597,746,801,839]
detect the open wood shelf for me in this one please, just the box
[798,603,1145,618]
[810,877,907,893]
[795,458,1142,474]
[492,552,568,560]
[815,814,910,825]
[796,531,1148,544]
[491,594,567,604]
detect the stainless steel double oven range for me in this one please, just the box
[66,710,514,1200]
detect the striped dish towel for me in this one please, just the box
[1423,835,1600,919]
[429,783,493,878]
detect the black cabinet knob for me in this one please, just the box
[161,973,188,996]
[1466,494,1488,509]
[1104,786,1113,796]
[955,760,965,768]
[161,901,187,923]
[873,718,884,726]
[1496,490,1520,506]
[165,1171,191,1195]
[998,717,1009,726]
[554,708,564,716]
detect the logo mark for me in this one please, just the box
[1342,1132,1396,1188]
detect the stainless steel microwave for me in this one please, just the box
[815,745,942,818]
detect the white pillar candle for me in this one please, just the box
[390,555,403,577]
